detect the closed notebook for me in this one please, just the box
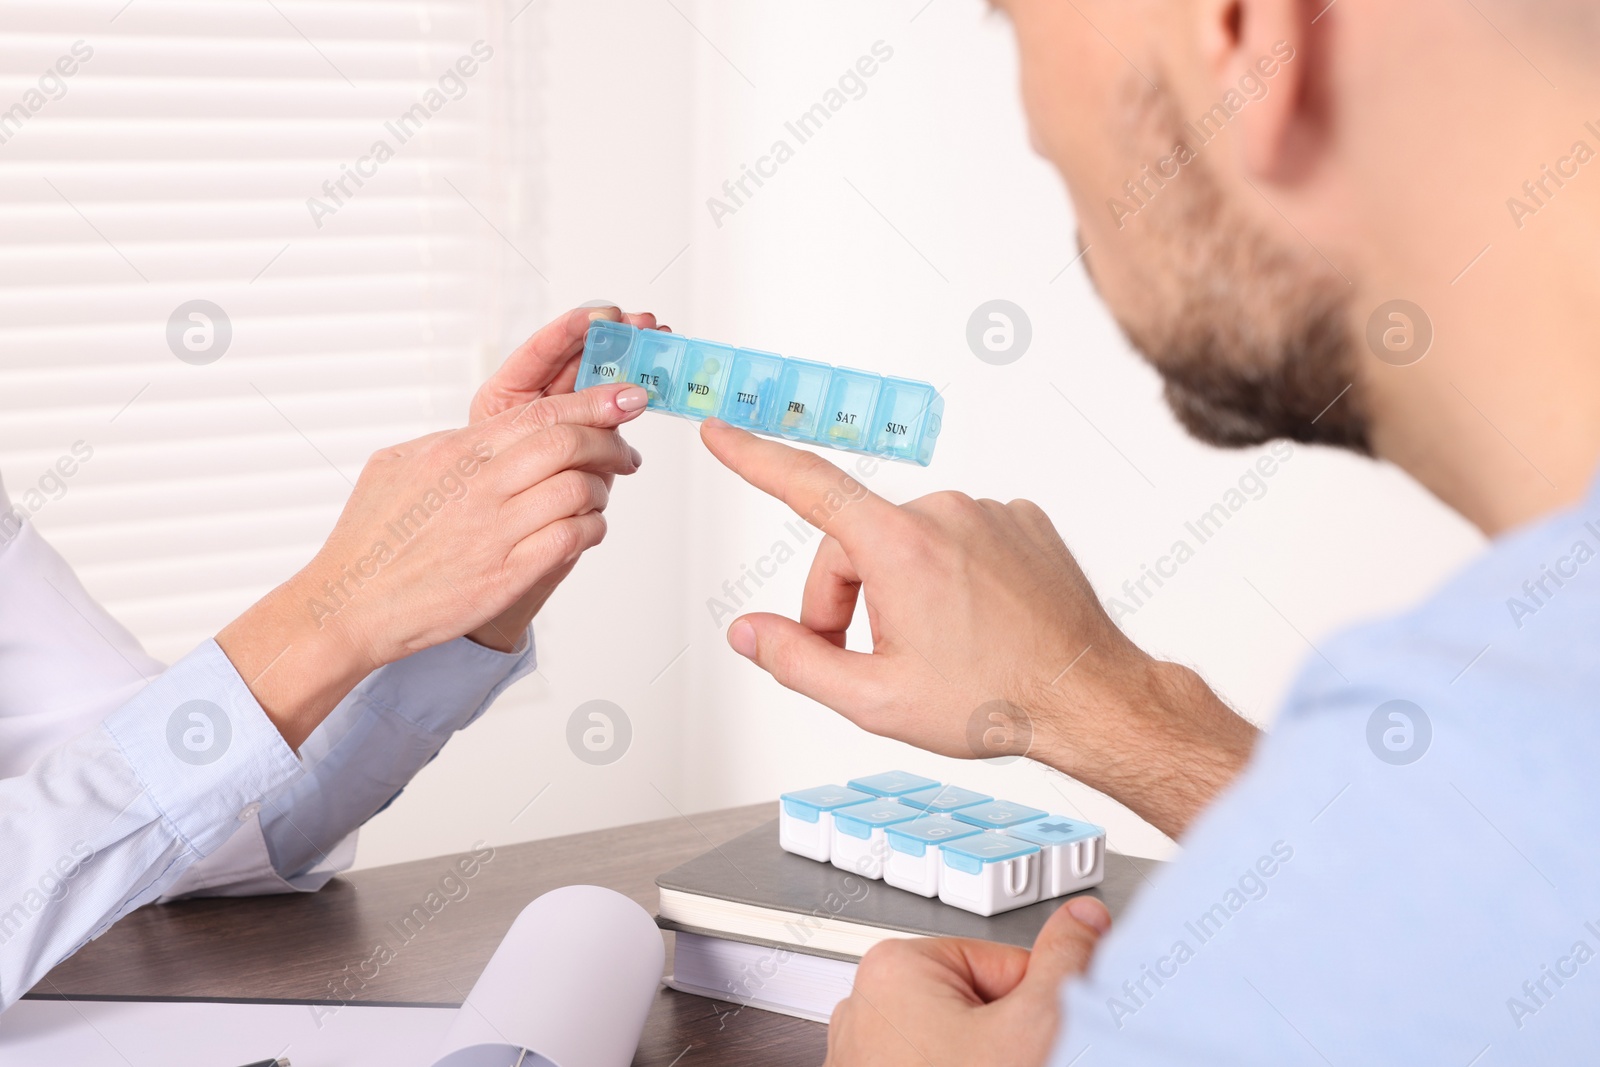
[656,818,1154,962]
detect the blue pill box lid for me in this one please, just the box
[770,357,832,440]
[870,377,944,465]
[673,339,737,417]
[833,800,920,840]
[1007,816,1106,846]
[847,771,941,798]
[719,348,785,429]
[577,320,636,386]
[884,814,984,858]
[951,799,1049,830]
[629,330,688,401]
[818,368,882,449]
[780,785,873,824]
[940,831,1041,874]
[900,785,992,813]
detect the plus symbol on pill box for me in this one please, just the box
[1036,822,1076,834]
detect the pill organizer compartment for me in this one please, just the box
[778,785,873,862]
[883,814,983,898]
[899,784,991,813]
[950,799,1048,830]
[721,349,786,429]
[870,378,944,466]
[629,330,687,406]
[580,319,635,385]
[847,770,940,798]
[819,369,882,450]
[770,358,833,442]
[673,340,737,418]
[939,832,1043,916]
[830,799,920,880]
[1008,817,1107,897]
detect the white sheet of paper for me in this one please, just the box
[431,885,665,1067]
[0,885,667,1067]
[0,998,454,1066]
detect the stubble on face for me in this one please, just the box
[1091,71,1371,454]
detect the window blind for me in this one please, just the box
[0,0,516,664]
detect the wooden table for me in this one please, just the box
[31,803,1153,1066]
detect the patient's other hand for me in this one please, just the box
[825,897,1110,1067]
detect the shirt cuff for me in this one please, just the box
[102,639,304,858]
[159,819,358,900]
[355,628,537,735]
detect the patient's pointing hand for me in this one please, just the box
[699,420,1256,838]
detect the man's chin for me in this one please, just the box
[1162,379,1281,449]
[1159,370,1373,455]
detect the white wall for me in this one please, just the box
[0,0,1483,869]
[349,0,1484,869]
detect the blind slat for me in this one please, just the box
[0,0,505,656]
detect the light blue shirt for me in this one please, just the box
[1052,473,1600,1064]
[0,481,535,1010]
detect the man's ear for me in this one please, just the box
[1195,0,1317,181]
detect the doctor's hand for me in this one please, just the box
[700,421,1257,839]
[219,382,646,749]
[825,897,1110,1067]
[469,304,666,421]
[462,305,665,649]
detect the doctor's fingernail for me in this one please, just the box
[587,305,621,321]
[728,620,757,659]
[617,386,649,411]
[629,446,644,468]
[1066,896,1111,934]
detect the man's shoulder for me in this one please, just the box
[1053,597,1600,1065]
[1285,491,1600,726]
[1048,491,1600,1065]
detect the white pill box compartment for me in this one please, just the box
[938,833,1043,917]
[779,772,1108,918]
[778,785,873,862]
[575,320,945,466]
[1009,816,1107,897]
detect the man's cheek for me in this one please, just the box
[1017,61,1082,171]
[1010,30,1131,242]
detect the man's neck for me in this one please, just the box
[1365,153,1600,536]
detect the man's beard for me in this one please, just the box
[1095,80,1372,455]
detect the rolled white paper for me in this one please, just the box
[431,885,665,1067]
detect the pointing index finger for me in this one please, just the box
[700,418,901,546]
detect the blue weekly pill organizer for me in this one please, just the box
[778,771,1107,917]
[574,320,945,466]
